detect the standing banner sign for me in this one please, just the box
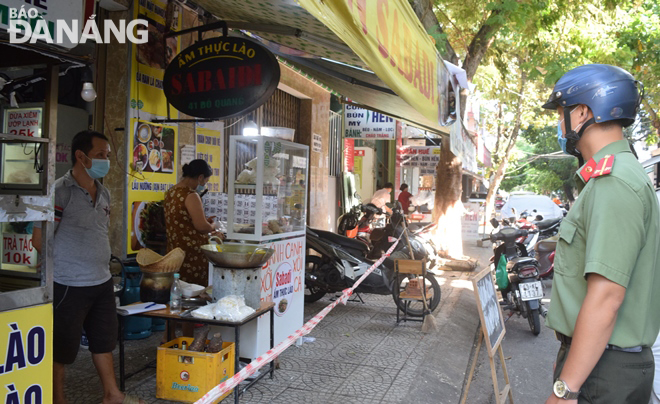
[344,105,396,139]
[462,268,513,404]
[0,304,53,403]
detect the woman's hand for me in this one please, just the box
[210,230,225,240]
[207,216,216,224]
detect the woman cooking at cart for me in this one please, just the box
[164,159,223,285]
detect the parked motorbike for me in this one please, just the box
[368,202,434,266]
[305,221,441,317]
[486,218,546,335]
[534,236,557,279]
[535,217,562,239]
[338,203,383,245]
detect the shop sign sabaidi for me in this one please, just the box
[344,105,396,139]
[163,36,280,119]
[273,262,294,316]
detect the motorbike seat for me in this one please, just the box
[537,238,558,253]
[536,218,562,230]
[506,256,538,271]
[310,228,370,256]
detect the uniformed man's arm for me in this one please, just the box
[551,177,644,400]
[552,273,625,400]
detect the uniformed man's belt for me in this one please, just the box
[555,332,643,353]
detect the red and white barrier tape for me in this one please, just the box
[195,235,403,404]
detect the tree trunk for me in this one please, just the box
[484,70,527,220]
[432,136,465,259]
[410,0,458,64]
[641,97,660,141]
[563,183,575,203]
[484,134,517,220]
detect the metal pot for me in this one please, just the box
[201,237,274,268]
[139,271,175,304]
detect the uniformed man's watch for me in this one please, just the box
[553,379,580,400]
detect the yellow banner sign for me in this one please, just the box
[0,304,53,404]
[297,0,439,124]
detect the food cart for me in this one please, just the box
[0,52,62,403]
[209,135,308,359]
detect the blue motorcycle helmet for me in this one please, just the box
[542,64,643,157]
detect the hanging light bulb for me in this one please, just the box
[80,66,97,102]
[81,82,97,102]
[242,120,259,136]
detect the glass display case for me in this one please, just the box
[228,136,309,241]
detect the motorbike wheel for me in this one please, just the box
[304,255,327,303]
[527,305,541,336]
[392,270,442,317]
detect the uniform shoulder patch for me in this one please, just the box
[579,158,598,182]
[591,154,615,178]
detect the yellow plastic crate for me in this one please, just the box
[156,337,235,403]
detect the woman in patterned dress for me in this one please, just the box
[164,159,223,285]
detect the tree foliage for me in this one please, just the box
[500,126,579,200]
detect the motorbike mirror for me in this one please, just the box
[490,218,499,228]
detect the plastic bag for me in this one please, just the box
[496,255,509,290]
[213,295,255,322]
[191,303,215,320]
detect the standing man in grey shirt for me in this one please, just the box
[34,130,143,404]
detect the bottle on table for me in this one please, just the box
[170,273,182,313]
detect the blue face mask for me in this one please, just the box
[196,184,206,193]
[557,120,568,154]
[84,155,110,179]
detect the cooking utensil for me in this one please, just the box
[201,243,274,268]
[247,247,267,263]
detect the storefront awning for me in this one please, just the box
[193,0,451,133]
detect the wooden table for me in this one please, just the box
[118,302,275,404]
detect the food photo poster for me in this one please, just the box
[127,119,178,254]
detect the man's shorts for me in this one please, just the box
[53,279,118,364]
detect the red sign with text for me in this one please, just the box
[344,138,355,172]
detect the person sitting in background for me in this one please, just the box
[398,183,413,212]
[369,182,393,215]
[164,159,223,286]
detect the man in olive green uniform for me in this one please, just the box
[541,64,660,403]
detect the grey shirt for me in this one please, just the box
[36,171,112,286]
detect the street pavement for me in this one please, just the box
[62,240,558,403]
